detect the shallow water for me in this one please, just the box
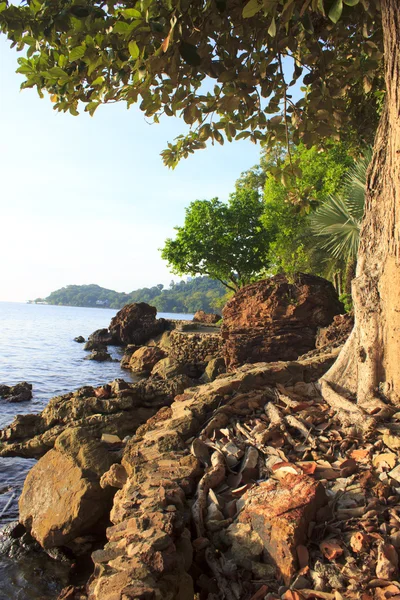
[0,301,192,599]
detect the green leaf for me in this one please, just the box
[122,8,142,18]
[343,0,359,4]
[113,22,131,34]
[179,42,201,66]
[69,46,85,61]
[92,76,104,86]
[128,40,140,59]
[47,67,69,79]
[242,0,263,18]
[268,17,276,37]
[328,0,343,23]
[0,3,7,13]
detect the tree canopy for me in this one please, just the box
[1,0,383,168]
[34,277,226,312]
[161,189,270,291]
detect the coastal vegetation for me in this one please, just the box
[34,277,226,313]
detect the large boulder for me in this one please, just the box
[316,312,354,349]
[129,346,166,375]
[19,427,117,548]
[151,357,188,379]
[222,273,343,370]
[193,310,221,324]
[109,303,166,345]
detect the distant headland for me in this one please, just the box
[29,277,226,314]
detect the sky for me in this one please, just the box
[0,36,262,302]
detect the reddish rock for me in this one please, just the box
[238,474,327,584]
[109,303,166,345]
[129,346,166,375]
[193,310,221,325]
[222,274,343,370]
[316,312,354,349]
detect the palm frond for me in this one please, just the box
[310,148,372,262]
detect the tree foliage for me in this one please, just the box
[36,277,226,312]
[0,0,383,167]
[161,189,270,291]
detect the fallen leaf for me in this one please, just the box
[282,591,302,600]
[298,461,317,475]
[296,544,309,569]
[350,531,370,553]
[320,539,344,560]
[250,585,269,600]
[339,458,358,476]
[350,448,370,461]
[383,434,400,451]
[373,453,397,470]
[376,543,399,580]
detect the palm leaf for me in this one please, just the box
[310,149,372,261]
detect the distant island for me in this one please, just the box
[30,277,226,314]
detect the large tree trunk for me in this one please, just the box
[322,0,400,412]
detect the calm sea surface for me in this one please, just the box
[0,301,192,599]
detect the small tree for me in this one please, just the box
[161,189,270,292]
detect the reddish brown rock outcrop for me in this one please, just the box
[238,475,327,584]
[222,273,344,370]
[108,303,166,345]
[193,310,221,324]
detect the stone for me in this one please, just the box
[87,328,115,345]
[151,357,187,380]
[84,340,107,352]
[19,427,117,548]
[101,433,122,444]
[84,350,113,362]
[100,464,128,489]
[109,303,166,346]
[0,382,32,403]
[74,336,85,343]
[129,346,166,375]
[316,312,354,349]
[193,310,221,324]
[201,357,226,383]
[238,474,327,584]
[222,273,344,370]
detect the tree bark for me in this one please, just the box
[322,0,400,409]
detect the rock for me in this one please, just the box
[193,310,221,324]
[238,474,327,584]
[87,328,115,345]
[151,357,188,379]
[222,273,344,370]
[109,303,166,345]
[94,385,111,399]
[120,345,141,369]
[74,336,85,343]
[100,464,128,490]
[129,346,166,375]
[0,382,32,403]
[316,312,354,349]
[101,433,122,444]
[0,376,191,459]
[19,427,117,548]
[84,350,113,362]
[83,340,107,352]
[201,357,226,383]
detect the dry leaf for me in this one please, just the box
[296,544,309,569]
[298,461,317,475]
[320,539,344,560]
[350,448,370,461]
[350,531,370,553]
[373,452,397,469]
[376,543,399,580]
[383,434,400,451]
[250,585,269,600]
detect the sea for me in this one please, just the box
[0,301,193,600]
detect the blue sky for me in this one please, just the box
[0,36,262,301]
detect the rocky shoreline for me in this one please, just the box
[5,274,398,600]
